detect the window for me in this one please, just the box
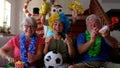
[0,0,11,28]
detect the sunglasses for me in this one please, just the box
[51,7,63,14]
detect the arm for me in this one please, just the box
[77,28,99,54]
[43,36,52,55]
[41,15,48,25]
[28,44,44,63]
[43,42,49,55]
[64,34,75,58]
[99,27,118,48]
[77,40,94,54]
[71,9,78,24]
[0,44,16,63]
[104,35,118,48]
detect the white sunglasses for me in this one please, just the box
[51,7,63,14]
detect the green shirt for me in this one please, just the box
[48,39,70,63]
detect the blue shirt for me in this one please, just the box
[77,33,111,62]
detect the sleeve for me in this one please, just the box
[6,36,19,48]
[77,33,86,47]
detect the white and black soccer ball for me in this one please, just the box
[44,51,63,68]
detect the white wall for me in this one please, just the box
[8,0,120,35]
[9,0,43,35]
[99,0,120,12]
[6,0,89,35]
[7,0,21,35]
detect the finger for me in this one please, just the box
[9,58,15,63]
[61,37,64,41]
[65,34,68,38]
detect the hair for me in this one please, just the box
[53,4,62,8]
[86,14,101,26]
[21,17,37,28]
[33,7,39,14]
[48,13,70,34]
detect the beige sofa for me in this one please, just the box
[0,36,13,67]
[0,35,120,68]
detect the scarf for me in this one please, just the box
[85,30,102,57]
[20,33,37,67]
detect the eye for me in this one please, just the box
[58,8,63,13]
[51,8,57,13]
[53,22,58,26]
[53,9,56,12]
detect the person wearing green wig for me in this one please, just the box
[68,14,118,68]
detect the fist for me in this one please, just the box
[26,0,31,3]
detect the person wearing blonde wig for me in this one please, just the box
[44,13,75,68]
[41,2,78,38]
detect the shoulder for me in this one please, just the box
[8,35,20,42]
[77,33,86,39]
[77,33,86,46]
[6,35,20,47]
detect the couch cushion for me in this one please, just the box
[0,36,13,67]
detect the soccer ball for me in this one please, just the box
[44,51,63,68]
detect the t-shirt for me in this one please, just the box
[48,39,70,63]
[77,33,111,62]
[6,35,44,61]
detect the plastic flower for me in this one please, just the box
[68,0,84,14]
[39,1,51,15]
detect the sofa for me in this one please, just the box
[0,36,14,67]
[0,35,120,68]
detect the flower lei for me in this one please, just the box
[85,30,102,57]
[20,33,37,67]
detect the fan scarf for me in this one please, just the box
[85,30,102,57]
[20,33,37,67]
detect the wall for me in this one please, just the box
[7,0,21,35]
[111,31,120,45]
[8,0,120,36]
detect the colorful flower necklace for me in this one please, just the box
[20,33,37,67]
[85,30,102,57]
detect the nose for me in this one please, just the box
[93,24,96,27]
[57,11,59,14]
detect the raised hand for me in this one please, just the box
[26,0,31,3]
[72,9,78,19]
[63,34,72,46]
